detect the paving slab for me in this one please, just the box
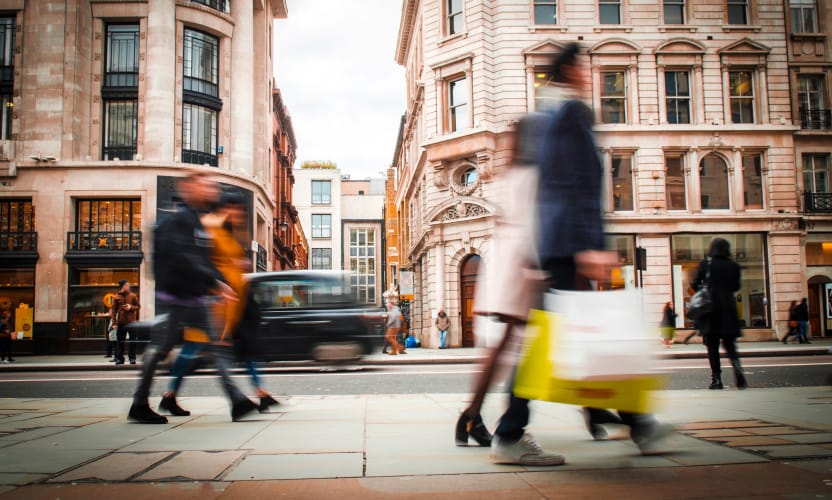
[0,426,75,444]
[137,450,246,481]
[223,452,363,481]
[706,436,794,447]
[747,444,832,459]
[0,446,108,474]
[741,426,814,436]
[0,473,49,486]
[0,482,230,500]
[121,415,272,452]
[772,432,832,444]
[243,420,364,453]
[51,452,171,482]
[680,429,751,438]
[365,453,527,477]
[675,420,774,430]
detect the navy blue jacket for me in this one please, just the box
[536,100,604,264]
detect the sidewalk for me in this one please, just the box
[1,340,830,373]
[1,387,831,499]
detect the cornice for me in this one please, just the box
[395,0,419,66]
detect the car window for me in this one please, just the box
[252,278,354,309]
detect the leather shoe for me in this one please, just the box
[232,398,258,421]
[158,395,191,416]
[128,403,168,424]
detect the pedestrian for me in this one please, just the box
[660,302,677,348]
[795,298,811,344]
[385,301,406,355]
[110,280,140,365]
[0,310,13,363]
[692,237,748,390]
[782,300,799,344]
[435,310,450,349]
[490,43,670,465]
[128,170,258,424]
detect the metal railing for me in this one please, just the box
[0,232,37,252]
[182,149,218,167]
[804,192,832,213]
[102,146,136,161]
[190,0,230,14]
[800,109,832,130]
[184,76,219,99]
[67,231,142,251]
[104,71,138,88]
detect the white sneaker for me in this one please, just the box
[491,433,566,466]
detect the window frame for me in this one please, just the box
[727,0,749,25]
[102,99,138,161]
[664,153,688,211]
[609,152,636,212]
[181,103,218,166]
[348,228,377,304]
[728,69,756,124]
[311,180,332,205]
[796,73,828,129]
[311,214,332,239]
[699,154,732,210]
[448,75,470,133]
[600,70,628,124]
[663,0,685,24]
[741,153,765,210]
[183,28,220,101]
[790,0,818,33]
[310,248,332,270]
[532,0,558,26]
[446,0,465,36]
[0,16,15,83]
[104,24,139,88]
[665,70,692,124]
[598,0,622,25]
[803,153,831,193]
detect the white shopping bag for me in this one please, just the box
[545,289,654,381]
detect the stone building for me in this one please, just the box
[0,0,289,353]
[393,0,811,348]
[294,164,343,272]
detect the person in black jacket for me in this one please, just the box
[794,298,811,344]
[782,300,799,344]
[128,171,257,424]
[693,238,748,390]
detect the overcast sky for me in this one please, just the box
[273,0,405,179]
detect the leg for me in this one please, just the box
[440,330,447,348]
[133,305,184,405]
[799,321,810,343]
[166,341,204,394]
[115,326,127,364]
[722,337,747,389]
[206,343,248,404]
[705,335,723,389]
[127,331,137,363]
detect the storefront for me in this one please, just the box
[804,233,832,337]
[67,267,139,339]
[0,199,37,349]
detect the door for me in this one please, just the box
[809,283,822,337]
[460,255,481,348]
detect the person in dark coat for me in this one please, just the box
[794,298,810,344]
[692,237,747,390]
[782,300,799,344]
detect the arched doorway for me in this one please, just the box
[808,275,831,337]
[459,254,481,348]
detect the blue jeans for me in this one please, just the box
[798,321,809,342]
[439,329,447,348]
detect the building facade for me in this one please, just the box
[394,0,811,348]
[294,165,343,272]
[342,178,386,306]
[0,0,289,353]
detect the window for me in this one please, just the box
[0,269,35,321]
[699,155,731,210]
[349,228,377,304]
[665,156,687,210]
[729,71,755,124]
[311,214,332,239]
[791,0,818,33]
[449,77,469,132]
[191,0,230,14]
[534,0,558,25]
[68,268,139,338]
[0,16,15,108]
[797,75,829,129]
[671,234,768,328]
[0,199,35,252]
[803,154,830,193]
[611,154,634,211]
[183,29,219,98]
[742,154,764,209]
[533,70,554,110]
[104,25,139,87]
[727,0,748,25]
[601,71,626,124]
[310,248,332,270]
[103,100,138,161]
[606,235,635,290]
[663,0,685,24]
[447,0,464,35]
[71,199,142,251]
[461,166,478,188]
[102,25,139,161]
[665,71,691,124]
[182,104,218,166]
[311,180,332,205]
[599,0,621,24]
[0,93,11,141]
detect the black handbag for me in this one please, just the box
[686,258,712,321]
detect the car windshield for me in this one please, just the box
[252,277,356,309]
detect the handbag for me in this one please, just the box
[686,258,713,321]
[788,320,798,328]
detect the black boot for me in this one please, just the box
[231,398,258,421]
[128,403,168,424]
[709,375,724,390]
[455,412,493,447]
[258,395,279,413]
[158,395,191,416]
[731,359,748,390]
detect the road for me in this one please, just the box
[0,355,829,398]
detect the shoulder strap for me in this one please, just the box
[705,257,712,285]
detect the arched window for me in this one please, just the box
[699,155,730,209]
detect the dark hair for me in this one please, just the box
[549,43,582,84]
[708,237,731,259]
[118,280,128,288]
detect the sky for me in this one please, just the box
[273,0,406,179]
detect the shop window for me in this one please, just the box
[742,154,764,210]
[806,241,832,266]
[699,155,731,210]
[606,234,635,290]
[71,199,141,251]
[0,269,35,329]
[671,233,768,329]
[68,267,138,338]
[0,199,35,251]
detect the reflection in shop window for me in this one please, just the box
[68,268,139,339]
[0,269,35,329]
[671,234,768,329]
[606,234,635,290]
[806,241,832,266]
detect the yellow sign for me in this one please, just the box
[103,293,116,308]
[15,303,33,339]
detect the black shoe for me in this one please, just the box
[709,377,724,390]
[130,360,137,365]
[455,412,493,447]
[114,360,125,365]
[382,350,388,354]
[731,360,748,390]
[231,398,258,421]
[128,403,168,424]
[258,395,279,413]
[158,395,191,416]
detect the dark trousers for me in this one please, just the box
[115,325,137,363]
[705,335,740,377]
[0,337,11,360]
[106,340,115,357]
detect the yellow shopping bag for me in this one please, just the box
[514,309,665,414]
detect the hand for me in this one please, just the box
[123,304,131,311]
[574,250,619,282]
[214,281,238,302]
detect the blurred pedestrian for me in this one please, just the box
[385,301,406,355]
[782,300,799,344]
[128,171,257,424]
[660,302,677,348]
[0,310,12,363]
[435,310,450,349]
[795,298,810,344]
[693,237,747,390]
[111,280,140,365]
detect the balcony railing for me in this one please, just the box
[256,244,268,272]
[182,149,218,167]
[190,0,230,14]
[800,109,832,130]
[67,231,142,252]
[102,146,136,161]
[0,232,37,252]
[804,192,832,213]
[104,71,139,88]
[184,76,219,99]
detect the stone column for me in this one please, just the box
[693,62,704,124]
[143,0,176,162]
[628,63,639,125]
[721,65,731,125]
[732,147,745,212]
[757,64,769,124]
[689,148,701,213]
[656,64,666,125]
[231,0,254,176]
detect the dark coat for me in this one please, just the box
[536,100,604,265]
[693,256,741,339]
[661,306,677,328]
[111,291,140,325]
[794,302,809,321]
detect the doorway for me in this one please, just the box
[459,254,480,348]
[808,275,831,337]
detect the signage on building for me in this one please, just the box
[399,271,414,300]
[15,304,33,339]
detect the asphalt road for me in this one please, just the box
[0,356,829,399]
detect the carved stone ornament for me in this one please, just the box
[778,218,797,231]
[440,203,489,221]
[448,160,481,196]
[433,162,449,188]
[476,152,494,180]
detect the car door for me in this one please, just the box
[250,278,313,360]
